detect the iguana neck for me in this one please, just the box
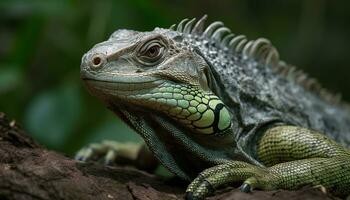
[109,103,243,180]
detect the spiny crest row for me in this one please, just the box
[168,15,344,106]
[169,15,279,68]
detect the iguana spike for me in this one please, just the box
[235,38,248,52]
[221,33,235,47]
[183,18,196,34]
[333,93,342,103]
[265,47,279,66]
[305,77,318,90]
[228,35,246,51]
[169,24,176,30]
[257,47,269,62]
[203,21,224,38]
[306,77,322,91]
[191,15,207,35]
[250,38,271,58]
[170,16,344,107]
[287,66,297,79]
[296,72,308,83]
[212,27,231,41]
[320,89,331,100]
[177,18,189,32]
[242,40,255,59]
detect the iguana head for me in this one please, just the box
[81,16,232,136]
[81,16,240,179]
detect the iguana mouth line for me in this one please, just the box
[83,78,164,93]
[82,77,161,84]
[81,69,160,83]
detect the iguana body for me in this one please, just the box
[77,15,350,199]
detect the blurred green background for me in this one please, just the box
[1,0,350,156]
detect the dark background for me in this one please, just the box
[1,0,349,156]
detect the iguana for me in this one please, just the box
[76,15,350,199]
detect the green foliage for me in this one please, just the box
[0,67,23,93]
[24,83,81,150]
[84,118,142,145]
[0,0,350,155]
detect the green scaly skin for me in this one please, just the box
[186,126,350,198]
[118,83,231,135]
[77,15,350,199]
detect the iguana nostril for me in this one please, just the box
[90,53,106,69]
[93,57,101,66]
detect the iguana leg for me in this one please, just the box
[75,141,158,170]
[186,126,350,200]
[186,161,269,199]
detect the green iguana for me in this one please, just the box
[76,15,350,199]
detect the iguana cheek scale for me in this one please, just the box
[78,15,350,200]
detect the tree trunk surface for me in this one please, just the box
[0,112,340,200]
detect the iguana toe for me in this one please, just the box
[74,140,142,166]
[74,147,94,162]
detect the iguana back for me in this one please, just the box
[176,16,350,147]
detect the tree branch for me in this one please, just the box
[0,112,338,200]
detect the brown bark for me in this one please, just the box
[0,112,339,200]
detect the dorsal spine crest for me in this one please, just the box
[169,15,346,107]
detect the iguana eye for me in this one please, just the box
[145,44,161,58]
[137,40,165,65]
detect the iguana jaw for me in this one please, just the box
[81,71,164,97]
[82,68,231,136]
[84,67,231,137]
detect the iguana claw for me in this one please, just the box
[185,192,196,200]
[239,183,252,193]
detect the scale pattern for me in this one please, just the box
[125,82,232,135]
